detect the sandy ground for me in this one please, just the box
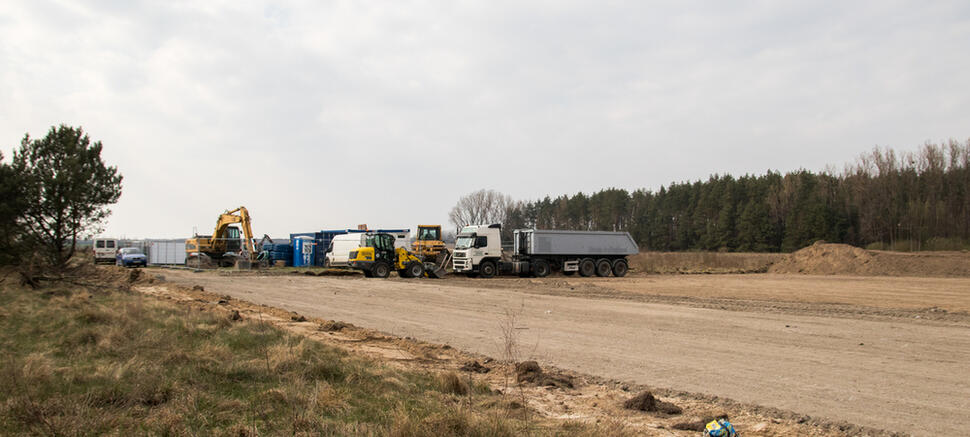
[158,270,970,436]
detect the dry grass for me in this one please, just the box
[0,277,607,436]
[629,251,784,274]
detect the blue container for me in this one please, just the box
[289,229,411,267]
[292,237,315,267]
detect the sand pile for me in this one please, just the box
[769,242,874,275]
[769,241,970,276]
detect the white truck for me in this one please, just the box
[452,224,639,278]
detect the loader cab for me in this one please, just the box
[365,233,397,263]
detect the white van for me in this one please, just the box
[324,231,411,267]
[325,233,366,267]
[93,238,118,264]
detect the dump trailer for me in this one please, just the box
[452,224,639,278]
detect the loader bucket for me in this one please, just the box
[424,262,447,279]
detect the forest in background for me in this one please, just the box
[488,140,970,252]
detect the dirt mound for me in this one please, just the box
[515,361,574,388]
[318,320,350,332]
[769,242,874,275]
[769,242,970,276]
[459,361,490,373]
[623,391,683,414]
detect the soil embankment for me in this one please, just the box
[769,242,970,276]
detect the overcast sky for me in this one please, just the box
[2,1,969,239]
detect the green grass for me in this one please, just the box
[0,280,617,436]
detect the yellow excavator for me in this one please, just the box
[412,225,449,263]
[348,233,446,278]
[185,206,257,268]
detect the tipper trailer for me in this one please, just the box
[452,224,639,278]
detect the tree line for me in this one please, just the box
[453,140,970,252]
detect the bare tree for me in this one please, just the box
[449,189,514,229]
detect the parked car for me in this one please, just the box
[116,247,147,267]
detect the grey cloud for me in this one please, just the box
[1,1,968,237]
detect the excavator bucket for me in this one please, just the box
[423,249,451,279]
[425,262,447,278]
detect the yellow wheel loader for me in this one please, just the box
[185,206,258,268]
[349,233,445,278]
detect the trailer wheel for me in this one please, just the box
[595,259,612,277]
[406,261,425,278]
[612,259,629,277]
[579,258,595,277]
[533,259,551,278]
[372,262,391,278]
[479,260,497,278]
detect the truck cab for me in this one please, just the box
[452,224,503,277]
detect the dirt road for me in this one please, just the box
[161,271,970,436]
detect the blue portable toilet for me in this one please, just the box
[292,236,315,267]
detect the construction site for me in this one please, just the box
[4,3,970,436]
[59,206,970,436]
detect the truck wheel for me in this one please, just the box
[579,258,595,277]
[533,259,551,278]
[479,261,497,278]
[406,261,425,278]
[595,259,612,277]
[372,262,391,278]
[612,259,629,277]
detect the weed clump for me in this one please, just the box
[436,371,469,396]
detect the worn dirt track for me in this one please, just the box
[161,271,970,436]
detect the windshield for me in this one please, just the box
[455,236,475,249]
[120,248,143,255]
[418,227,440,240]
